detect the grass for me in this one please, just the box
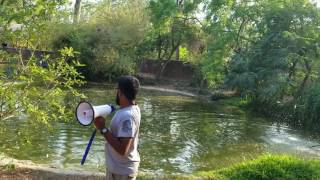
[194,155,320,180]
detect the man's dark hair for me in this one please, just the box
[117,76,140,101]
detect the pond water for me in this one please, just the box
[1,87,320,174]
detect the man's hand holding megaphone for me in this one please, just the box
[93,117,108,134]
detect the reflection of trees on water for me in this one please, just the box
[138,95,267,172]
[0,118,55,163]
[51,123,73,167]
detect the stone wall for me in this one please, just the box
[139,59,194,81]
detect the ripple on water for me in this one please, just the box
[1,88,320,174]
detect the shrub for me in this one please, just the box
[294,83,320,129]
[52,0,150,82]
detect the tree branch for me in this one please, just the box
[222,30,256,44]
[173,16,204,27]
[236,18,247,48]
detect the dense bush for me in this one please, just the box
[293,83,320,129]
[52,0,150,82]
[202,0,320,129]
[242,82,320,131]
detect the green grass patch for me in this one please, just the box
[195,155,320,180]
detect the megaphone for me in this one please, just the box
[75,101,116,165]
[76,101,115,126]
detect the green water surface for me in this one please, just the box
[1,87,320,174]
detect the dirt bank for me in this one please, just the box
[0,156,198,180]
[0,156,105,180]
[0,167,105,180]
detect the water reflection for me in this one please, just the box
[168,138,199,172]
[262,125,320,158]
[0,87,320,174]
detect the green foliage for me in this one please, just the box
[140,0,203,61]
[304,84,320,123]
[200,0,238,87]
[52,0,149,81]
[220,155,320,180]
[0,0,68,49]
[291,82,320,128]
[201,0,320,128]
[0,0,86,126]
[196,155,320,180]
[203,0,320,90]
[0,47,85,125]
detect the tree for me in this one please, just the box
[74,0,82,23]
[0,0,85,126]
[52,0,150,81]
[226,0,320,101]
[202,0,320,93]
[143,0,203,79]
[200,0,320,128]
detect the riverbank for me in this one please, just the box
[0,155,105,180]
[0,154,198,180]
[85,81,236,102]
[1,155,320,179]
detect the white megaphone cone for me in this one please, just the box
[76,101,115,126]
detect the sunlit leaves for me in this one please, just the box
[0,47,85,127]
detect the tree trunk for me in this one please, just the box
[73,0,82,24]
[157,34,162,60]
[175,45,179,60]
[296,59,311,98]
[157,0,183,79]
[168,40,180,60]
[156,41,180,80]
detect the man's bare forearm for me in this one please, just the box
[102,131,132,156]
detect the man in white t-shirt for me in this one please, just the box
[94,76,141,180]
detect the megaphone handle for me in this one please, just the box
[81,129,96,165]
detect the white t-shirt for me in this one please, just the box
[105,105,141,175]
